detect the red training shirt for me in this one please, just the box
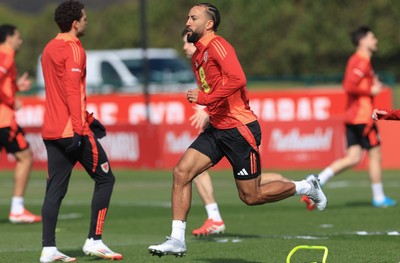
[41,33,91,139]
[192,32,257,129]
[0,45,18,128]
[342,51,375,124]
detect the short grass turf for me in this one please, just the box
[0,169,399,262]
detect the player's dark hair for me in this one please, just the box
[197,3,220,32]
[0,24,16,43]
[350,26,371,47]
[55,0,85,32]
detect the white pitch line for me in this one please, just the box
[0,199,171,208]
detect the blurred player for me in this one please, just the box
[183,30,225,236]
[372,108,400,121]
[302,26,396,210]
[148,3,327,257]
[39,1,122,262]
[0,24,42,224]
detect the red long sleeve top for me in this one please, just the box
[342,52,375,124]
[41,33,91,139]
[192,32,257,129]
[0,45,18,128]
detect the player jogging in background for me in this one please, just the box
[39,1,122,262]
[0,24,42,224]
[148,3,327,257]
[302,26,396,210]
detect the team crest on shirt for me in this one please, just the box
[101,162,109,173]
[203,51,208,63]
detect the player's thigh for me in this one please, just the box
[43,139,75,195]
[234,176,261,200]
[174,148,213,184]
[189,125,224,166]
[218,123,261,180]
[44,139,75,174]
[78,136,113,180]
[13,147,32,162]
[346,144,363,162]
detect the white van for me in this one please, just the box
[113,48,196,93]
[35,48,196,94]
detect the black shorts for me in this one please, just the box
[346,123,380,150]
[0,126,30,154]
[189,121,261,180]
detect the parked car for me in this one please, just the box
[35,48,196,94]
[113,48,196,93]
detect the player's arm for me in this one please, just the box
[343,60,377,96]
[189,105,209,131]
[16,72,32,92]
[64,43,84,134]
[0,61,16,108]
[196,42,246,105]
[372,108,400,121]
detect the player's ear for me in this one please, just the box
[206,20,214,31]
[71,20,79,30]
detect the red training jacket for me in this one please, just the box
[192,32,257,129]
[342,51,375,125]
[41,33,91,139]
[0,45,18,128]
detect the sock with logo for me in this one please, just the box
[293,180,312,195]
[11,196,24,214]
[205,203,222,222]
[171,220,186,242]
[371,183,385,202]
[318,167,334,186]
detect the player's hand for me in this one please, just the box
[65,132,83,152]
[189,106,209,131]
[372,108,388,121]
[186,89,199,103]
[14,98,23,110]
[371,76,383,96]
[17,72,32,92]
[90,118,106,139]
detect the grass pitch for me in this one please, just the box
[0,169,399,262]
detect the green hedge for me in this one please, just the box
[2,0,400,82]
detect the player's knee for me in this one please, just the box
[15,148,33,165]
[99,171,115,187]
[347,155,362,166]
[172,165,191,185]
[109,173,116,185]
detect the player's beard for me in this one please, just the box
[187,31,201,43]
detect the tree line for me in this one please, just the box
[1,0,400,83]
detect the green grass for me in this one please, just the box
[0,169,399,262]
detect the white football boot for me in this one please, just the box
[39,248,76,263]
[306,174,327,211]
[82,238,123,260]
[148,236,186,257]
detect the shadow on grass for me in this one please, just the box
[0,219,10,224]
[344,201,372,207]
[196,258,262,263]
[53,249,104,262]
[0,218,43,225]
[192,233,262,241]
[191,234,263,263]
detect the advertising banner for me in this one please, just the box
[1,87,396,170]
